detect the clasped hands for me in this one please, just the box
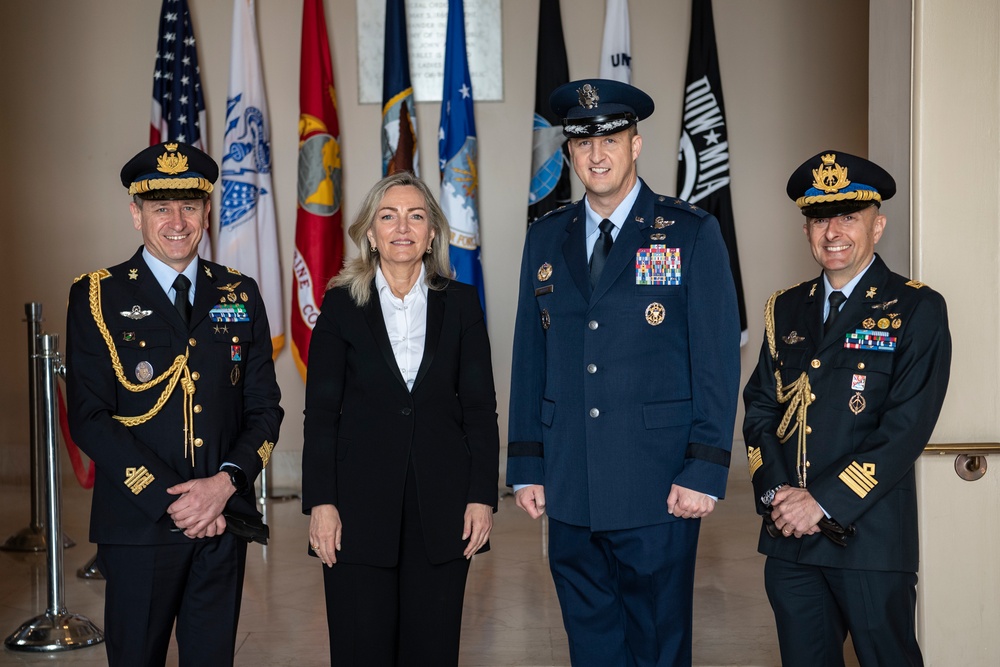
[166,472,235,539]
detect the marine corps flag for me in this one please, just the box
[527,0,571,226]
[292,0,344,380]
[438,0,485,313]
[677,0,747,344]
[217,0,284,357]
[382,0,418,176]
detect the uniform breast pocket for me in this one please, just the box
[115,327,173,384]
[213,324,253,386]
[831,352,894,414]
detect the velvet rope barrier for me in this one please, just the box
[55,381,94,490]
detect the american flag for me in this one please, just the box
[150,0,207,149]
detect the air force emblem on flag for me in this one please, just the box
[221,94,271,230]
[529,113,567,205]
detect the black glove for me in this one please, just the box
[222,508,269,545]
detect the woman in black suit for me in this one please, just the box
[301,171,499,666]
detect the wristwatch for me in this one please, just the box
[760,484,784,507]
[220,464,248,495]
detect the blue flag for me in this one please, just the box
[438,0,485,313]
[382,0,418,176]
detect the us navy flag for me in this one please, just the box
[677,0,747,344]
[527,0,571,226]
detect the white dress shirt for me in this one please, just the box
[375,264,429,392]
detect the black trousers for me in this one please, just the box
[321,461,472,666]
[764,557,923,667]
[97,532,248,667]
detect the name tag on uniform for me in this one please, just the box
[210,304,250,323]
[636,245,681,286]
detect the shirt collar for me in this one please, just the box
[823,254,876,302]
[142,247,199,298]
[375,263,428,301]
[584,178,642,237]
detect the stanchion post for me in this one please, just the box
[2,303,74,552]
[4,334,103,652]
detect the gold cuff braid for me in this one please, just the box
[764,287,814,487]
[87,272,198,466]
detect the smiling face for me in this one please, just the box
[567,128,642,216]
[803,205,886,288]
[131,198,209,272]
[366,185,436,274]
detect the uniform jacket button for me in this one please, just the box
[588,320,599,330]
[400,407,412,416]
[589,408,600,418]
[587,363,597,374]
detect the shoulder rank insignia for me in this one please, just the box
[906,280,926,289]
[121,305,153,320]
[782,331,805,345]
[839,461,877,498]
[227,266,242,276]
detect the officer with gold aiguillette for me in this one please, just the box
[743,150,951,666]
[65,142,283,667]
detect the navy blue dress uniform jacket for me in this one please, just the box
[301,280,499,566]
[743,255,951,572]
[507,181,741,531]
[66,247,283,545]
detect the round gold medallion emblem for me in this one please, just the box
[645,302,665,326]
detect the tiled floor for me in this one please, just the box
[0,466,859,666]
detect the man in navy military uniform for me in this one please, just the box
[743,151,951,666]
[66,142,283,667]
[507,79,741,666]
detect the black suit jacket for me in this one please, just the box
[66,247,283,545]
[743,255,951,571]
[301,279,499,567]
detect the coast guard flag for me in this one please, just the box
[438,0,485,312]
[293,0,345,380]
[217,0,284,356]
[599,0,631,83]
[677,0,747,344]
[382,0,418,176]
[150,0,210,255]
[527,0,571,226]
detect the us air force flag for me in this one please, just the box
[528,0,571,226]
[438,0,486,313]
[677,0,747,343]
[218,0,284,355]
[599,0,631,83]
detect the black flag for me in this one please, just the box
[677,0,748,343]
[527,0,572,226]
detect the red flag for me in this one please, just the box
[292,0,344,381]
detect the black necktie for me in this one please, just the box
[173,274,192,325]
[589,218,615,287]
[824,290,846,335]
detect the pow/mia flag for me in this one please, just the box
[527,0,572,226]
[677,0,748,344]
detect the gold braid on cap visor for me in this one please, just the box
[129,177,214,196]
[795,188,881,209]
[764,286,814,488]
[87,271,199,467]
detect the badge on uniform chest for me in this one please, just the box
[210,304,250,322]
[844,329,897,352]
[636,245,681,285]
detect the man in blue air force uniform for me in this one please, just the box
[66,142,283,667]
[743,151,951,666]
[507,79,741,666]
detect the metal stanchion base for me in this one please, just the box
[76,553,103,580]
[4,611,104,652]
[0,526,74,552]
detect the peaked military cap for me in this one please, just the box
[120,142,219,200]
[787,150,896,218]
[550,78,654,138]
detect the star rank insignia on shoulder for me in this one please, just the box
[906,280,926,289]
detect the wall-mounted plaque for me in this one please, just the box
[357,0,503,104]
